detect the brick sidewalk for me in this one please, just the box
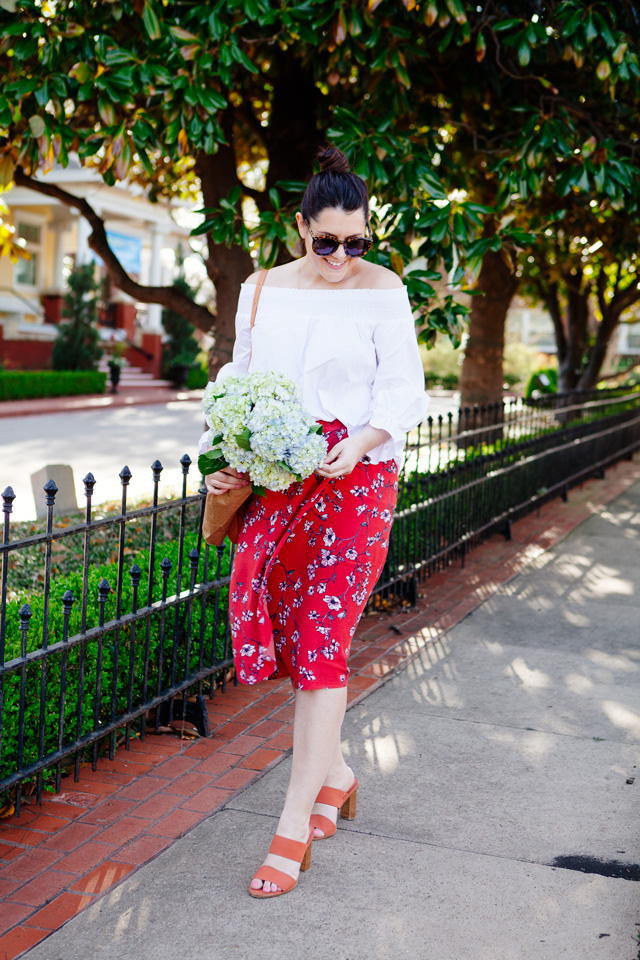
[0,455,638,959]
[0,387,204,419]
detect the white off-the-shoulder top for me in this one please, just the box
[199,282,429,468]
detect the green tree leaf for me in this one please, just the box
[142,1,162,41]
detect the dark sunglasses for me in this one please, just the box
[305,219,373,258]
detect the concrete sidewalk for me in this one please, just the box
[0,386,205,419]
[22,483,640,960]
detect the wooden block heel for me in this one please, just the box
[340,788,357,820]
[300,839,312,871]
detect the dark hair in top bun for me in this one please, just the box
[301,145,369,222]
[317,146,351,175]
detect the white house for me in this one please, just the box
[0,156,193,373]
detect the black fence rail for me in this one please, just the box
[379,388,640,602]
[1,386,639,813]
[0,459,234,816]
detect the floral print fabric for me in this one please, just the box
[230,420,399,689]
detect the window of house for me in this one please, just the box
[628,329,640,351]
[15,222,42,287]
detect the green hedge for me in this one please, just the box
[525,367,558,397]
[186,366,209,389]
[1,531,232,785]
[0,370,107,401]
[424,373,459,391]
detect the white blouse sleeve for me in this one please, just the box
[368,290,429,443]
[198,287,253,453]
[216,289,252,382]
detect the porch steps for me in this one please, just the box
[98,361,173,388]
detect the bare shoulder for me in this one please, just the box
[358,261,404,290]
[244,262,298,287]
[265,261,299,286]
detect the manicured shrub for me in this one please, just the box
[51,263,102,371]
[525,367,558,397]
[0,370,107,400]
[161,267,201,377]
[424,372,459,390]
[186,365,209,389]
[0,530,232,784]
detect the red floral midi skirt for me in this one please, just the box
[229,420,399,689]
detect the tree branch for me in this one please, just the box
[13,167,216,334]
[596,264,608,322]
[611,270,640,314]
[597,354,640,382]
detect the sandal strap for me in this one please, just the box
[315,786,346,808]
[316,779,358,808]
[252,865,296,893]
[269,833,310,862]
[309,813,336,838]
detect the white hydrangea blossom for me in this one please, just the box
[219,439,256,474]
[201,372,328,492]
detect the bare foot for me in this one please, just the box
[311,766,356,839]
[250,824,311,894]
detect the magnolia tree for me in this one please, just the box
[1,0,639,394]
[418,1,640,400]
[522,200,640,392]
[0,0,480,375]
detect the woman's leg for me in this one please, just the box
[310,728,356,838]
[250,685,348,893]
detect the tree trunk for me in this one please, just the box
[535,263,640,395]
[577,307,620,390]
[264,51,320,193]
[459,249,518,411]
[576,266,637,390]
[196,137,254,379]
[197,59,319,377]
[557,270,590,393]
[207,246,255,378]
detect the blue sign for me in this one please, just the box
[92,231,142,275]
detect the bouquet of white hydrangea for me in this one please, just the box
[198,372,328,494]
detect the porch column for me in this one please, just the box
[51,222,67,293]
[146,224,164,334]
[75,214,91,266]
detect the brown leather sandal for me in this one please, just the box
[249,827,313,898]
[310,778,358,840]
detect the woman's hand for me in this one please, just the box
[315,426,390,480]
[205,466,249,495]
[315,437,362,479]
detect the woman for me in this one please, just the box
[201,146,428,897]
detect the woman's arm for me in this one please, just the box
[317,291,428,479]
[367,296,429,444]
[200,282,255,494]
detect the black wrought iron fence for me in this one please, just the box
[1,386,639,814]
[380,387,640,601]
[0,458,234,816]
